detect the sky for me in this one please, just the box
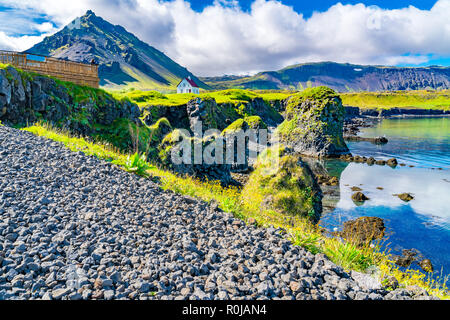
[0,0,449,76]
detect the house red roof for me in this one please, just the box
[177,77,199,88]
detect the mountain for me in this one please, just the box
[201,62,450,92]
[26,10,208,91]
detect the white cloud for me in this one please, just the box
[0,31,53,52]
[0,0,449,76]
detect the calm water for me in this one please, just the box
[320,117,450,280]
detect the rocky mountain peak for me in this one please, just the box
[26,11,207,90]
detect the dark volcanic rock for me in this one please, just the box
[0,65,140,137]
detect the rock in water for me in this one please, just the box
[386,158,398,167]
[419,259,434,273]
[393,249,418,267]
[241,146,322,222]
[276,86,350,157]
[352,192,369,202]
[340,217,385,246]
[374,136,388,144]
[396,193,414,202]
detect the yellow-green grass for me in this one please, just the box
[110,88,293,107]
[341,90,450,111]
[21,123,449,299]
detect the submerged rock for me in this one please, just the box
[276,87,350,158]
[339,217,385,246]
[393,249,418,268]
[317,175,339,186]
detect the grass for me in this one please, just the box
[111,85,450,112]
[122,152,152,177]
[21,123,449,299]
[110,88,292,107]
[341,90,450,111]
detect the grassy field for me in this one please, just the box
[112,87,450,112]
[341,90,450,110]
[110,88,292,107]
[22,123,449,299]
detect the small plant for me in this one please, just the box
[122,152,152,177]
[292,232,321,254]
[323,239,374,272]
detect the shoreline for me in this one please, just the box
[344,106,449,118]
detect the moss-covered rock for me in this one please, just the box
[220,116,268,173]
[0,65,145,152]
[241,146,322,222]
[222,116,267,134]
[276,86,350,157]
[158,129,233,185]
[186,96,282,133]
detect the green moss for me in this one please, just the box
[285,86,340,114]
[222,116,267,134]
[92,118,153,153]
[241,146,321,221]
[110,88,290,107]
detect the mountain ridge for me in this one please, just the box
[201,61,450,92]
[26,10,208,91]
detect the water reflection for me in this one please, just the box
[334,163,450,223]
[316,117,450,279]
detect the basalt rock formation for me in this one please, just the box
[0,65,140,136]
[276,87,350,157]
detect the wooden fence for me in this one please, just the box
[0,50,99,88]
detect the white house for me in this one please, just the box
[177,76,200,94]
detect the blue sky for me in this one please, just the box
[189,0,437,16]
[0,0,449,75]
